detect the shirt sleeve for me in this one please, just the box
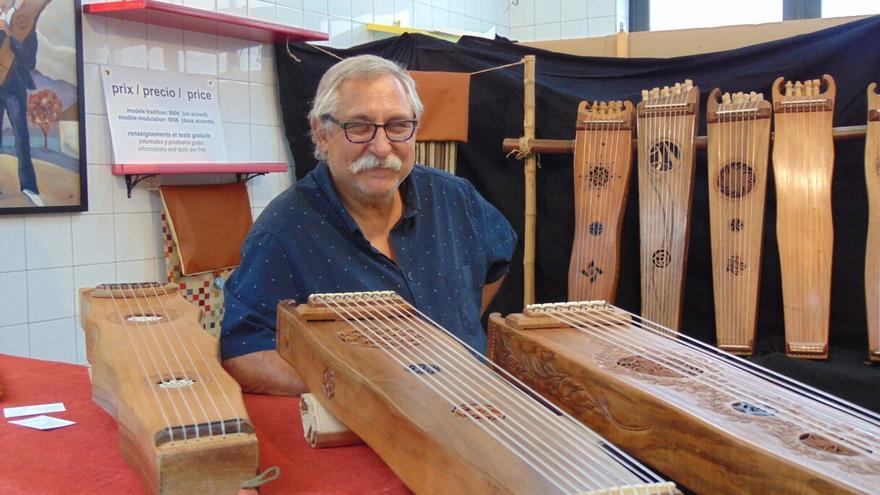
[220,229,295,360]
[472,187,517,284]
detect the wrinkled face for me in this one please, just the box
[312,75,417,206]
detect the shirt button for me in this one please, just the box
[407,272,415,281]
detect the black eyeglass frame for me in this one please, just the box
[322,114,419,144]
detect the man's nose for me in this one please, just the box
[368,127,394,157]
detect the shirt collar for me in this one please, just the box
[309,162,421,233]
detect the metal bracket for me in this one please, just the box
[236,172,268,183]
[125,174,157,198]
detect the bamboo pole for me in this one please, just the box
[503,125,867,155]
[523,55,536,307]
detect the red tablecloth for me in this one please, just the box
[0,354,409,494]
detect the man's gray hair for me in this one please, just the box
[308,55,424,160]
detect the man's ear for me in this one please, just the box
[310,118,331,155]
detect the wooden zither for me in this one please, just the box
[277,291,679,495]
[637,80,700,330]
[569,100,634,302]
[488,302,880,495]
[79,283,259,494]
[867,82,880,364]
[772,75,836,359]
[706,89,772,355]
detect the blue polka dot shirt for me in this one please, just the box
[220,162,516,359]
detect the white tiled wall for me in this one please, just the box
[0,1,623,365]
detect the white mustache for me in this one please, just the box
[349,153,403,174]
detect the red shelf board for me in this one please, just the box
[84,0,328,43]
[111,163,288,175]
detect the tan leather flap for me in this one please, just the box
[409,71,470,142]
[160,183,253,276]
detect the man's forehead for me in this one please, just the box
[335,76,413,116]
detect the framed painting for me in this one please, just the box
[0,0,86,214]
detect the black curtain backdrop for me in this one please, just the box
[276,17,880,411]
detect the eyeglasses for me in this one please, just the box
[323,115,418,144]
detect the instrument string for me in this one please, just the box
[146,283,243,436]
[313,293,667,491]
[600,102,626,302]
[105,284,176,441]
[537,304,880,456]
[121,283,201,439]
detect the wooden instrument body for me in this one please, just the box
[867,82,880,363]
[706,89,772,355]
[569,100,634,302]
[277,296,679,495]
[0,0,50,86]
[488,309,880,495]
[637,82,700,329]
[79,284,258,495]
[771,75,836,359]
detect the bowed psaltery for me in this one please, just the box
[277,291,679,495]
[637,80,699,330]
[866,82,880,364]
[569,100,634,302]
[79,283,259,494]
[772,75,836,359]
[488,302,880,494]
[706,89,772,355]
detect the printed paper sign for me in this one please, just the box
[4,402,66,418]
[101,66,228,164]
[9,415,76,430]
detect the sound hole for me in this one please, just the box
[799,433,862,456]
[729,218,744,232]
[649,140,680,172]
[157,376,196,389]
[126,314,164,323]
[616,355,703,378]
[580,260,604,283]
[588,221,604,236]
[731,401,776,417]
[717,161,756,198]
[652,249,671,268]
[588,166,611,188]
[337,324,423,348]
[726,255,746,276]
[452,403,505,421]
[407,363,440,375]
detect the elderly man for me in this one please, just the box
[220,54,516,396]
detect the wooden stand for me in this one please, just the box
[568,100,634,302]
[772,75,835,359]
[637,81,699,330]
[706,89,772,355]
[866,82,880,364]
[79,283,258,494]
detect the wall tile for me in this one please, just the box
[328,17,353,48]
[251,125,282,162]
[114,212,162,262]
[303,0,327,14]
[25,214,73,270]
[73,263,117,313]
[588,0,615,18]
[86,113,112,165]
[588,15,616,36]
[81,14,110,65]
[27,267,75,322]
[465,0,480,19]
[184,31,219,76]
[111,175,160,214]
[509,0,533,27]
[448,11,466,30]
[0,216,26,272]
[351,21,371,46]
[351,1,372,23]
[224,123,252,162]
[413,2,432,29]
[86,164,115,214]
[147,24,185,72]
[83,63,107,116]
[29,318,77,364]
[219,80,251,124]
[0,271,28,326]
[183,0,216,9]
[249,83,280,126]
[561,19,588,39]
[218,36,252,81]
[0,323,29,358]
[329,0,351,18]
[562,0,587,20]
[533,22,561,40]
[116,259,164,283]
[373,0,394,24]
[432,7,449,29]
[277,5,305,27]
[248,0,277,23]
[448,0,466,15]
[72,214,116,266]
[433,0,449,10]
[393,0,412,26]
[510,25,534,41]
[217,0,248,16]
[277,0,303,9]
[248,44,277,85]
[107,19,148,69]
[534,0,560,25]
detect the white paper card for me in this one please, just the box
[8,415,76,430]
[101,65,228,164]
[3,402,66,418]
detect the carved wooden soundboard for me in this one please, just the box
[637,81,699,330]
[706,89,772,355]
[772,75,836,359]
[867,82,880,364]
[569,100,634,303]
[79,283,258,495]
[277,291,679,495]
[488,303,880,495]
